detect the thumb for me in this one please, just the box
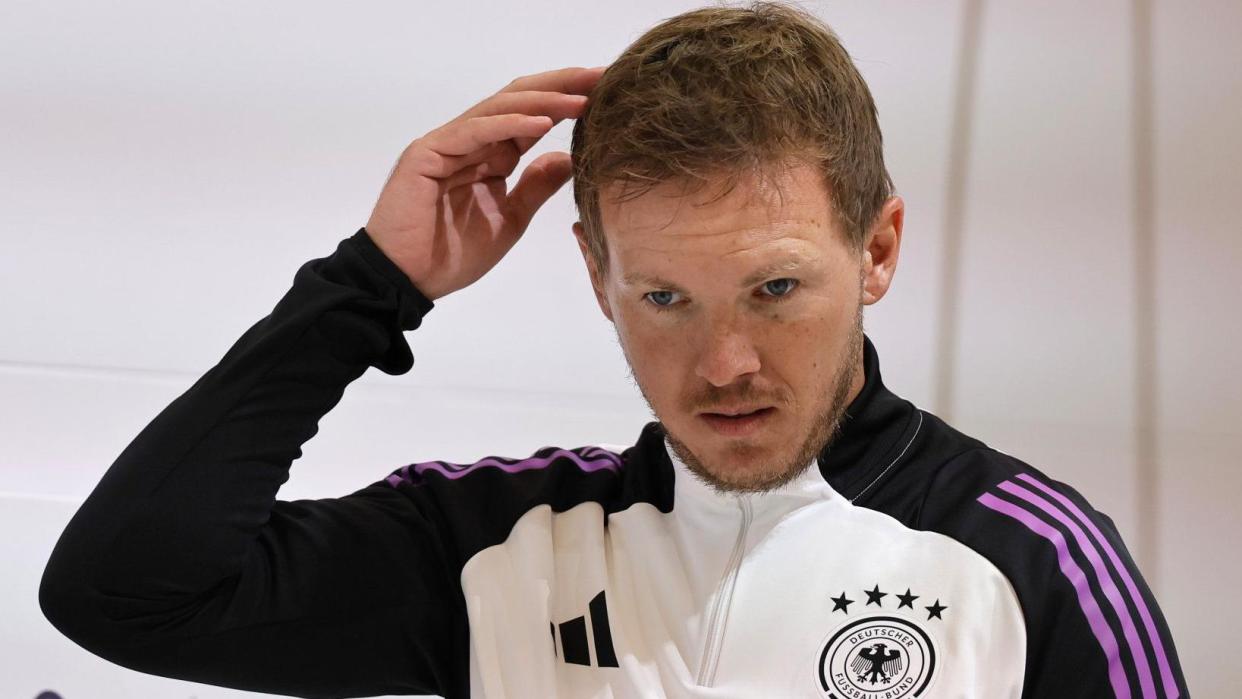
[506,151,573,234]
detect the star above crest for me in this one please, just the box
[864,584,887,607]
[830,592,854,614]
[896,588,919,609]
[828,584,948,621]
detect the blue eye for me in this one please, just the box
[645,290,682,311]
[760,278,799,298]
[645,280,799,313]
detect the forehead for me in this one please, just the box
[598,162,841,273]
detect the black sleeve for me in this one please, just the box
[917,449,1190,699]
[38,228,467,699]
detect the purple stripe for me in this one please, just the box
[1016,473,1179,698]
[977,492,1130,699]
[999,481,1156,699]
[385,447,622,486]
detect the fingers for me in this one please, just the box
[408,66,605,182]
[460,90,588,156]
[461,90,587,122]
[506,151,573,235]
[485,66,605,151]
[438,141,522,191]
[498,65,607,97]
[424,113,554,156]
[455,66,603,153]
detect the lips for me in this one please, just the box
[701,406,771,417]
[699,406,776,436]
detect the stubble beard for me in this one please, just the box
[630,302,865,495]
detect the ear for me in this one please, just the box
[860,196,904,305]
[572,221,614,322]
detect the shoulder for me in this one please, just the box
[860,414,1187,697]
[370,435,672,563]
[873,412,1133,608]
[380,442,627,490]
[378,442,633,522]
[854,407,1118,541]
[911,440,1129,575]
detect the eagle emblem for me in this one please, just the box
[852,642,904,684]
[815,616,937,698]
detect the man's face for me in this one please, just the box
[573,162,877,493]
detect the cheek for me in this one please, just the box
[764,299,853,373]
[615,311,680,367]
[616,302,687,350]
[614,312,695,400]
[759,320,822,378]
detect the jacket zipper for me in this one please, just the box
[695,495,753,686]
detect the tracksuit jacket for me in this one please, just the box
[39,227,1190,698]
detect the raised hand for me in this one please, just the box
[364,65,607,301]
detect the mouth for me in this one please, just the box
[699,406,776,437]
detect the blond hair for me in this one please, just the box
[571,1,894,275]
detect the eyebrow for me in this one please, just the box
[622,257,810,290]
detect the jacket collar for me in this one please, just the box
[816,334,920,499]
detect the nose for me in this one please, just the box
[694,316,761,387]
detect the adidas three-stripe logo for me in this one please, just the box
[977,473,1179,698]
[551,590,619,668]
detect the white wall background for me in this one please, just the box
[3,0,1238,697]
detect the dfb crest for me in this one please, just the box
[814,616,937,698]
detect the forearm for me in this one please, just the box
[39,227,437,657]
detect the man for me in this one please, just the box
[40,3,1187,698]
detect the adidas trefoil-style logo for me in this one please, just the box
[551,590,619,668]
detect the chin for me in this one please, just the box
[672,424,810,493]
[712,461,786,484]
[701,460,808,494]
